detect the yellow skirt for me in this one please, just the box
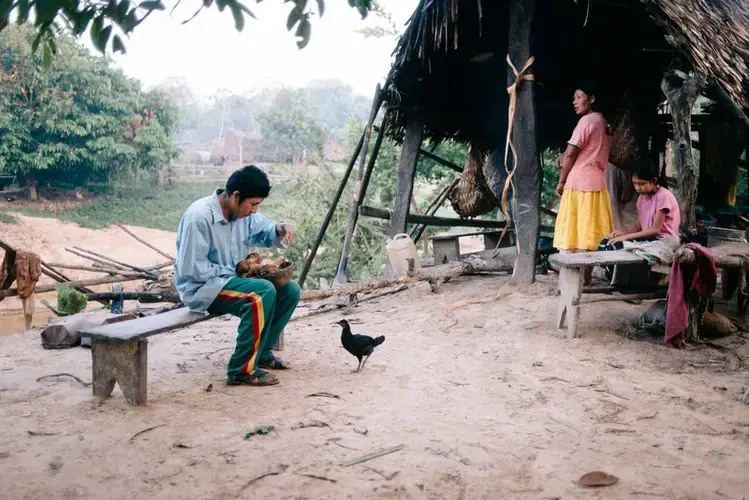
[553,190,613,251]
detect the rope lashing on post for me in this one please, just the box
[493,55,535,275]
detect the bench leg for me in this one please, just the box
[273,330,285,351]
[557,267,583,338]
[92,339,148,406]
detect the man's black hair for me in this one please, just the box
[226,165,271,201]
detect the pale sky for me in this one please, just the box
[109,0,418,98]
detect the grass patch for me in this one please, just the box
[7,181,287,232]
[0,212,18,224]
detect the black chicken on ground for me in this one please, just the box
[336,319,385,372]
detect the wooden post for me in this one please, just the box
[662,71,703,231]
[333,85,383,285]
[506,0,541,284]
[389,120,423,237]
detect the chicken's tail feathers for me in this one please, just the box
[373,335,386,346]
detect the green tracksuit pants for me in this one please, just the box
[207,277,300,377]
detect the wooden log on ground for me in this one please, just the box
[0,275,146,298]
[301,255,514,302]
[114,222,175,262]
[390,120,424,237]
[506,0,541,284]
[662,70,703,231]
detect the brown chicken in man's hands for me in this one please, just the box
[235,252,290,278]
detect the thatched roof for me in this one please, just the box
[382,0,749,149]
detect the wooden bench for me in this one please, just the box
[430,230,515,264]
[549,251,668,338]
[79,308,215,405]
[80,307,288,406]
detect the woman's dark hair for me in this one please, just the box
[576,80,598,102]
[226,165,271,201]
[632,159,667,188]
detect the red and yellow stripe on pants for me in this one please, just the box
[213,287,267,375]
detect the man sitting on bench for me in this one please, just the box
[175,165,299,387]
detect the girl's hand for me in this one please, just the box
[609,230,623,239]
[609,236,624,245]
[556,182,565,196]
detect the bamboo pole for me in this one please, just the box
[114,222,175,262]
[298,128,366,288]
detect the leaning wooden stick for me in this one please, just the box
[0,275,146,298]
[72,247,157,278]
[114,222,175,262]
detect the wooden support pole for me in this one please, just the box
[662,70,703,232]
[390,120,424,237]
[506,0,541,284]
[333,85,383,285]
[298,129,365,288]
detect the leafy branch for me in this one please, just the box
[0,0,374,63]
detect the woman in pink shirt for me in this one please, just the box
[607,160,681,244]
[553,82,614,283]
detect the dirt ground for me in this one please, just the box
[0,214,177,333]
[1,217,749,499]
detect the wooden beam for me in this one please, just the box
[361,205,555,233]
[506,0,541,283]
[389,120,424,237]
[662,71,703,231]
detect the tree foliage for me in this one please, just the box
[0,0,374,59]
[257,87,325,163]
[0,25,179,184]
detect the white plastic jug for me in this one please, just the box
[386,233,421,276]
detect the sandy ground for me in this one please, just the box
[0,214,177,333]
[1,215,749,498]
[1,270,749,499]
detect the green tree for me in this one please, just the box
[258,88,324,163]
[0,25,178,185]
[0,0,374,59]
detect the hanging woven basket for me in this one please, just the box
[447,143,499,217]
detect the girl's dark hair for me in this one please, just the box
[226,165,271,201]
[632,159,667,188]
[576,80,598,99]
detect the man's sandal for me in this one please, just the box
[226,370,279,386]
[258,354,290,370]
